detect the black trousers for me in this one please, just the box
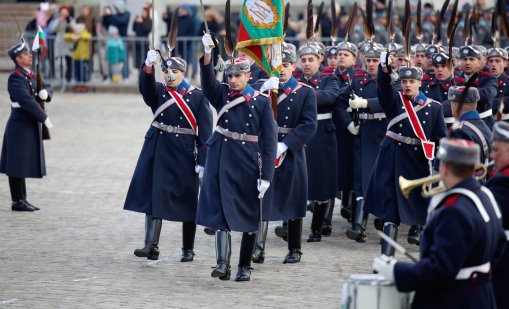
[8,177,25,202]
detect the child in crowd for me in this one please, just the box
[105,26,125,83]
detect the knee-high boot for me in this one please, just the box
[346,198,368,243]
[321,198,335,236]
[134,214,154,257]
[236,232,256,281]
[252,221,268,263]
[284,218,303,263]
[340,191,354,222]
[381,222,398,257]
[211,230,231,280]
[307,201,327,242]
[407,225,422,245]
[181,221,196,262]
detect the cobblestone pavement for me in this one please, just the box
[0,81,419,308]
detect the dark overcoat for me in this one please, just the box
[124,67,213,222]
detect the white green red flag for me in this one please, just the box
[236,0,284,77]
[31,25,47,57]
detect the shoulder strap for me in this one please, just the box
[168,89,198,134]
[480,186,502,219]
[431,188,491,222]
[152,98,176,122]
[277,84,302,105]
[461,121,490,163]
[216,93,260,120]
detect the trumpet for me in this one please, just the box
[399,163,489,199]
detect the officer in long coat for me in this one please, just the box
[295,44,340,243]
[331,41,361,229]
[197,34,277,282]
[421,53,455,128]
[374,138,505,309]
[251,44,317,264]
[1,40,53,212]
[365,62,447,256]
[447,87,492,165]
[455,46,497,128]
[124,52,213,262]
[486,48,509,121]
[486,122,509,309]
[345,44,386,243]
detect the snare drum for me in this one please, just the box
[341,274,414,309]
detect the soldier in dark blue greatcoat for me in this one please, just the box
[196,34,277,282]
[250,44,317,264]
[374,138,506,309]
[345,44,386,243]
[292,44,339,243]
[455,46,497,128]
[364,61,447,256]
[0,40,53,212]
[447,86,492,165]
[486,122,509,309]
[124,51,213,262]
[486,48,509,122]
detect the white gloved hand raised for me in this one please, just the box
[380,51,391,68]
[202,33,214,54]
[257,179,270,198]
[44,117,53,128]
[38,89,48,101]
[349,94,368,109]
[372,254,398,282]
[276,142,288,158]
[347,121,360,135]
[145,50,158,67]
[260,76,280,93]
[195,165,204,180]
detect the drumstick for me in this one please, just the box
[377,231,418,262]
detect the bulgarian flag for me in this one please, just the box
[236,0,284,78]
[31,26,47,57]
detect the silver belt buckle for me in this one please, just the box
[404,137,412,144]
[167,125,175,133]
[231,132,240,140]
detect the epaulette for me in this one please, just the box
[479,71,491,77]
[426,98,441,105]
[503,167,509,176]
[321,66,336,76]
[454,77,466,83]
[298,82,313,89]
[443,194,461,207]
[422,74,432,81]
[353,72,366,78]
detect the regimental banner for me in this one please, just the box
[236,0,284,77]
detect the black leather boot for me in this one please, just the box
[252,221,268,263]
[407,225,422,245]
[236,232,256,282]
[9,177,34,212]
[381,222,398,257]
[346,198,368,243]
[134,214,154,257]
[321,198,335,236]
[181,221,196,262]
[285,218,303,263]
[308,202,327,242]
[146,218,162,260]
[340,191,354,222]
[21,178,39,211]
[211,230,231,280]
[274,221,288,241]
[204,227,216,235]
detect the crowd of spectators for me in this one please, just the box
[23,0,502,91]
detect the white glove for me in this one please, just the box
[257,179,270,198]
[347,121,359,135]
[202,33,214,54]
[349,94,368,109]
[195,165,204,180]
[390,71,399,83]
[276,142,288,158]
[44,117,53,128]
[372,254,397,282]
[38,89,48,101]
[145,50,158,67]
[380,51,389,67]
[260,76,280,93]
